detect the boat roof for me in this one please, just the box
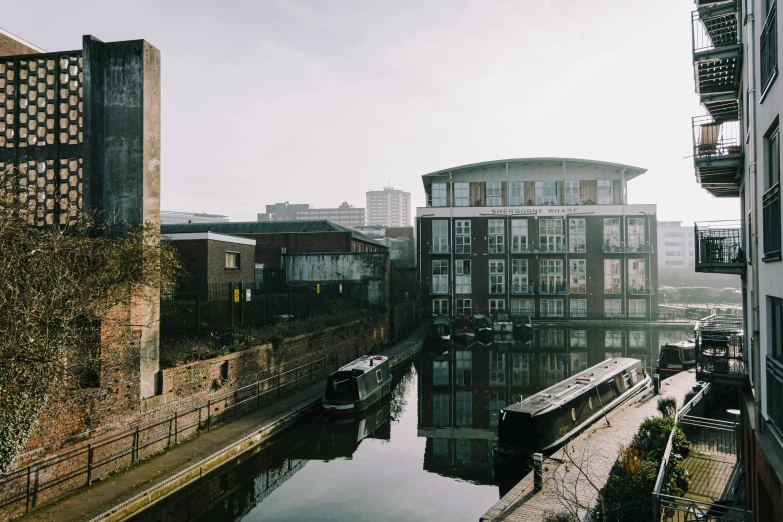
[504,358,642,416]
[433,315,450,325]
[663,339,696,348]
[335,355,388,374]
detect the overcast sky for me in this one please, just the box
[6,0,739,225]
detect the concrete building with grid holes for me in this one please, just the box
[416,158,658,321]
[366,186,411,227]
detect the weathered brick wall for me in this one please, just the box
[0,31,41,57]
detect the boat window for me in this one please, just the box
[571,408,577,422]
[623,373,631,389]
[326,372,359,400]
[631,369,638,383]
[376,368,383,384]
[588,397,593,410]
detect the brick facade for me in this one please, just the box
[0,30,42,57]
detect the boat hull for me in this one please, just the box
[322,379,392,416]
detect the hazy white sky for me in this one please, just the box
[7,0,739,224]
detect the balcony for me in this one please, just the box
[602,243,655,254]
[430,284,450,296]
[429,245,451,255]
[626,286,652,296]
[692,116,742,197]
[694,221,745,274]
[695,314,746,386]
[511,282,534,295]
[692,1,742,119]
[539,282,568,295]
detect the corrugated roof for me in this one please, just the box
[160,220,385,247]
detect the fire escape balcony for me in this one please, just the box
[695,314,746,386]
[694,220,745,274]
[692,116,742,197]
[692,1,742,121]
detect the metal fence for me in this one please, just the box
[0,355,339,517]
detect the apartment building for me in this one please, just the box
[657,221,696,269]
[416,158,658,321]
[366,186,411,227]
[258,201,366,228]
[689,0,783,519]
[160,211,229,225]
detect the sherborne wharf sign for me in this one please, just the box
[416,204,657,218]
[489,206,576,215]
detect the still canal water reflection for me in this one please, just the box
[129,324,692,522]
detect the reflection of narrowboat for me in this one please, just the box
[657,339,697,372]
[430,315,454,346]
[493,358,649,467]
[492,310,514,333]
[453,316,475,339]
[512,315,533,343]
[323,355,392,415]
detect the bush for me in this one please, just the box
[657,396,677,418]
[631,417,687,463]
[601,460,659,521]
[542,511,578,522]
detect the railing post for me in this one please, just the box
[87,444,93,485]
[235,389,239,419]
[310,361,313,385]
[174,410,178,444]
[278,374,281,399]
[133,427,139,463]
[25,465,31,514]
[198,405,202,429]
[207,399,212,431]
[257,380,261,408]
[196,292,201,336]
[533,453,543,491]
[654,373,660,395]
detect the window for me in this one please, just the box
[768,297,783,430]
[570,329,587,348]
[540,299,564,318]
[511,299,535,316]
[455,259,471,294]
[627,218,646,249]
[598,180,613,204]
[605,351,623,360]
[489,299,506,312]
[628,299,646,318]
[456,391,472,426]
[540,353,566,387]
[456,439,471,462]
[511,219,529,252]
[539,258,564,294]
[535,181,558,205]
[569,259,586,294]
[431,183,447,206]
[603,218,621,249]
[456,299,472,316]
[629,330,646,349]
[433,360,449,385]
[455,220,471,254]
[432,220,449,253]
[605,330,623,348]
[570,299,587,318]
[569,218,586,253]
[512,353,530,386]
[509,181,524,205]
[604,299,622,318]
[225,252,240,269]
[454,182,470,207]
[376,368,383,383]
[761,2,778,92]
[628,259,646,293]
[489,392,505,427]
[432,260,449,294]
[456,351,472,385]
[489,352,507,385]
[564,181,580,205]
[764,127,781,259]
[539,218,564,252]
[511,259,529,294]
[432,298,449,316]
[432,394,450,426]
[571,352,588,373]
[604,259,621,294]
[540,329,564,347]
[488,219,505,253]
[489,260,505,294]
[486,182,502,206]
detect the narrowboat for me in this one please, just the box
[429,315,454,347]
[323,355,392,415]
[492,310,514,333]
[453,316,475,340]
[512,315,533,343]
[493,358,650,467]
[657,339,697,372]
[471,314,494,344]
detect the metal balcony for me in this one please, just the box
[602,243,655,254]
[429,284,450,296]
[695,221,745,274]
[511,282,534,295]
[692,1,742,118]
[695,314,746,386]
[539,282,568,295]
[692,116,742,197]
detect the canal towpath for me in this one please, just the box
[480,369,698,522]
[18,322,429,522]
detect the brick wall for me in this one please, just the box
[0,32,41,57]
[172,239,255,293]
[234,232,352,254]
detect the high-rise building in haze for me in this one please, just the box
[366,187,411,227]
[257,201,365,228]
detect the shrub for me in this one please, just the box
[601,460,659,521]
[657,396,677,418]
[542,511,578,522]
[631,416,686,463]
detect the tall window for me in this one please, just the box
[455,220,471,254]
[629,330,646,349]
[511,259,529,294]
[512,353,530,386]
[486,182,502,206]
[489,260,505,294]
[764,127,781,259]
[570,298,587,318]
[569,259,586,294]
[432,394,450,426]
[539,218,564,252]
[540,259,564,294]
[433,360,449,385]
[432,260,449,294]
[489,299,506,312]
[605,330,623,348]
[564,181,580,205]
[489,392,505,427]
[603,218,621,249]
[540,329,564,347]
[535,181,558,205]
[489,352,507,385]
[768,297,783,429]
[432,220,449,253]
[761,2,778,91]
[454,182,470,207]
[571,352,588,373]
[540,299,564,318]
[570,329,587,348]
[511,219,529,252]
[604,259,621,294]
[598,180,613,204]
[604,299,622,318]
[455,259,472,294]
[509,181,524,205]
[431,183,447,206]
[456,299,472,316]
[488,219,505,253]
[456,351,472,385]
[511,299,534,316]
[627,217,646,248]
[456,391,472,426]
[540,353,566,386]
[569,218,586,253]
[432,299,449,317]
[628,259,646,293]
[628,299,646,318]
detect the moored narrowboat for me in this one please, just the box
[657,339,697,372]
[453,316,475,340]
[471,314,494,344]
[323,355,392,415]
[430,315,454,347]
[492,310,513,333]
[493,358,650,467]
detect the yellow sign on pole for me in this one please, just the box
[233,288,240,302]
[316,283,321,294]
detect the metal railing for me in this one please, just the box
[694,221,745,273]
[695,314,745,379]
[0,354,338,517]
[539,282,568,295]
[511,282,534,295]
[692,1,740,54]
[602,243,655,254]
[692,115,742,159]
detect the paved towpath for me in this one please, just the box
[20,323,428,522]
[480,370,698,522]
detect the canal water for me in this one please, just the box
[128,324,692,522]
